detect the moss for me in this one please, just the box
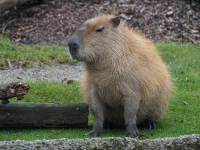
[113,139,117,143]
[115,146,123,150]
[197,139,200,143]
[172,141,177,147]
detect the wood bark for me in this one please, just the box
[0,0,47,13]
[0,82,30,104]
[0,0,28,12]
[0,102,89,128]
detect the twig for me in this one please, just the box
[2,19,17,33]
[175,4,186,17]
[144,0,156,4]
[7,59,12,69]
[24,28,35,34]
[48,131,64,138]
[185,36,199,45]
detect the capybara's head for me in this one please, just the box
[68,15,122,63]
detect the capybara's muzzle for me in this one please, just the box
[68,34,81,61]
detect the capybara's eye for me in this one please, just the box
[95,27,104,33]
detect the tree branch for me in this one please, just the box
[0,82,30,104]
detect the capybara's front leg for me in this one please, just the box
[84,98,104,136]
[124,96,140,137]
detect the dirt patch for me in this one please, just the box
[0,0,200,45]
[0,62,83,84]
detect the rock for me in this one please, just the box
[0,135,199,149]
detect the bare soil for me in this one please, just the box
[0,62,83,84]
[0,0,200,44]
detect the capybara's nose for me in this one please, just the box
[68,35,79,51]
[68,42,78,49]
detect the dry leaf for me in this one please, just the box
[103,1,110,5]
[62,78,67,82]
[168,7,172,10]
[139,135,149,138]
[182,101,188,105]
[167,11,173,16]
[191,30,199,34]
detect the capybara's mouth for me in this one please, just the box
[69,49,82,61]
[68,34,82,61]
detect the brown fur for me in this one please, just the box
[68,15,172,137]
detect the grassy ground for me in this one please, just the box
[0,35,77,67]
[0,36,200,141]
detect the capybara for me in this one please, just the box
[68,15,172,137]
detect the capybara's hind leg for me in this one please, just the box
[139,119,156,130]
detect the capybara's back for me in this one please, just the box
[68,15,172,137]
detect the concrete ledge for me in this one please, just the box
[0,134,199,150]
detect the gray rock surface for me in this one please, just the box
[0,135,199,150]
[0,62,83,84]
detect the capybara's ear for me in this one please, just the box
[110,16,120,28]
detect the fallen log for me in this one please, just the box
[0,0,45,13]
[0,82,30,104]
[0,102,89,128]
[0,0,28,13]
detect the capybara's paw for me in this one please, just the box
[148,121,156,130]
[141,120,156,130]
[84,130,101,137]
[124,127,139,137]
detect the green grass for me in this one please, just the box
[16,81,83,103]
[0,35,77,67]
[0,39,200,141]
[154,42,200,137]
